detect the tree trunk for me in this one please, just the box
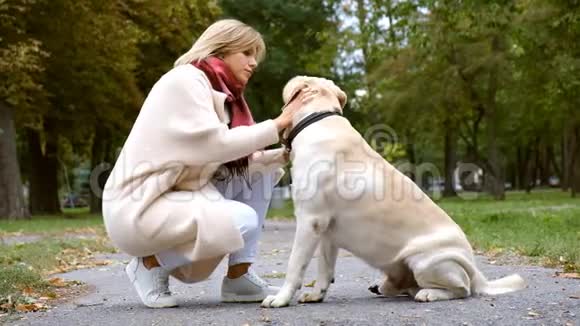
[507,155,516,191]
[443,120,458,197]
[525,143,539,193]
[515,147,524,190]
[547,144,560,187]
[516,147,523,190]
[0,103,30,219]
[27,128,61,215]
[406,136,417,183]
[570,125,580,197]
[89,127,112,214]
[538,142,551,187]
[355,0,371,77]
[529,139,542,192]
[573,155,580,198]
[485,37,505,200]
[561,132,570,191]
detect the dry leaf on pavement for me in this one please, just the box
[15,303,47,312]
[21,287,37,296]
[48,277,68,287]
[554,272,580,279]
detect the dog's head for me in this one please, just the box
[282,76,348,112]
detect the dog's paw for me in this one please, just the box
[298,291,324,303]
[261,295,290,308]
[414,289,431,302]
[414,289,449,302]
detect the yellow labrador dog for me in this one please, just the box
[261,76,526,308]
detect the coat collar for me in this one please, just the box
[210,89,229,123]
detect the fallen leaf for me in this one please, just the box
[304,280,316,288]
[554,272,580,279]
[15,304,33,312]
[15,303,47,312]
[0,303,13,310]
[21,287,36,296]
[48,277,68,287]
[262,272,285,279]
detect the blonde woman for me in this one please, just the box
[102,19,313,308]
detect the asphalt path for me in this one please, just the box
[9,221,579,326]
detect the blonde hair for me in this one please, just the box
[174,19,266,67]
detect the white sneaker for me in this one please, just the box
[221,269,281,302]
[125,257,178,308]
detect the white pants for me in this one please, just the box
[156,171,276,270]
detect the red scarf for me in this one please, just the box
[191,57,254,178]
[192,57,255,127]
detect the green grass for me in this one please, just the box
[0,237,115,314]
[268,189,580,271]
[0,210,103,235]
[0,238,113,273]
[267,199,296,220]
[437,189,578,213]
[0,266,50,300]
[449,206,580,270]
[0,208,114,315]
[439,190,580,271]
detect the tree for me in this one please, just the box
[18,0,143,214]
[0,0,46,219]
[219,0,339,121]
[0,103,29,219]
[515,0,580,197]
[374,1,519,199]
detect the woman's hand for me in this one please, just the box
[273,88,317,132]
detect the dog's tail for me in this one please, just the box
[472,272,526,296]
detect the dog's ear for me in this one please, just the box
[328,80,347,109]
[282,76,309,106]
[332,84,347,109]
[317,77,348,110]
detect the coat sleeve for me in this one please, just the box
[147,67,280,166]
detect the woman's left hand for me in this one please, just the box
[273,87,318,132]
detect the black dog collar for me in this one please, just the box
[283,111,342,151]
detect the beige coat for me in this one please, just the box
[102,64,285,283]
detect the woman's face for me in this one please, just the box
[222,50,258,86]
